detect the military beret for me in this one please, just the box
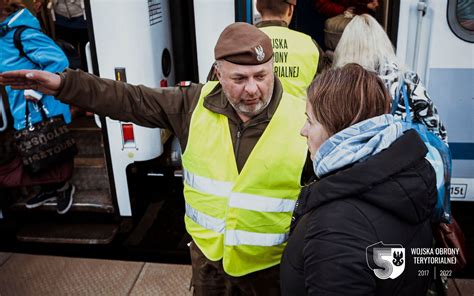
[214,22,273,65]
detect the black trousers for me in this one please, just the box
[190,242,281,296]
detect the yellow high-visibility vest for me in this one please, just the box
[182,81,307,276]
[259,26,319,100]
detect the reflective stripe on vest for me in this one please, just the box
[184,168,232,198]
[225,230,288,246]
[185,169,297,213]
[229,192,296,212]
[182,81,307,276]
[259,26,319,100]
[185,202,225,234]
[186,201,289,247]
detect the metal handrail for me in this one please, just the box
[413,0,428,74]
[85,41,102,129]
[0,91,8,132]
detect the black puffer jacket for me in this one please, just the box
[281,130,437,296]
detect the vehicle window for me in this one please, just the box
[448,0,474,42]
[457,0,474,31]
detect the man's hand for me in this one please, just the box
[0,70,62,96]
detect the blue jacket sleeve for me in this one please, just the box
[21,28,69,73]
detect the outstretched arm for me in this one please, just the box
[1,69,203,137]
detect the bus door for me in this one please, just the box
[85,0,175,217]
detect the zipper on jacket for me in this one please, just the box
[235,127,242,160]
[233,118,270,167]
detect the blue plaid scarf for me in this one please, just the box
[313,114,408,178]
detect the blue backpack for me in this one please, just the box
[393,82,452,223]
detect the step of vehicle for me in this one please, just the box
[71,157,110,192]
[69,116,104,157]
[9,190,114,214]
[16,222,118,244]
[68,115,100,131]
[71,129,104,157]
[74,157,106,168]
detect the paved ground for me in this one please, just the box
[0,252,192,296]
[0,252,473,295]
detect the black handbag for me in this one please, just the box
[14,100,77,174]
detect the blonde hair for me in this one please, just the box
[333,14,398,74]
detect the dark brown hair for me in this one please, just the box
[307,63,391,136]
[1,0,24,17]
[256,0,290,17]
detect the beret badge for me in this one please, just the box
[255,45,265,62]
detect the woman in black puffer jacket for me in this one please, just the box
[280,64,436,295]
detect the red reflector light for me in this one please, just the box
[160,79,168,87]
[122,123,135,143]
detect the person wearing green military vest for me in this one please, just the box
[0,22,311,295]
[256,0,322,100]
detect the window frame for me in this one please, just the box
[447,0,474,43]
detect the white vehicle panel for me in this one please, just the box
[193,0,234,83]
[89,0,174,215]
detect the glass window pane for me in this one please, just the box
[457,0,474,31]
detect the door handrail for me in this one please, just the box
[413,0,428,73]
[0,91,8,132]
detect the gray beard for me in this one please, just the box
[225,81,274,118]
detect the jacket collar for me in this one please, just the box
[203,75,283,125]
[255,20,288,28]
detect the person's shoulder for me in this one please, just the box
[288,28,316,41]
[11,26,40,38]
[177,82,205,104]
[20,26,55,44]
